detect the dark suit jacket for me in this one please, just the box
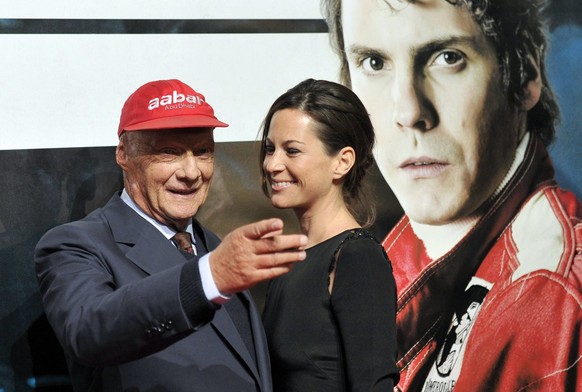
[35,193,272,392]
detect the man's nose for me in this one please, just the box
[392,71,436,131]
[177,154,201,180]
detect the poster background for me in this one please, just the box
[0,1,580,391]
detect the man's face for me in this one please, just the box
[342,0,521,225]
[116,128,215,230]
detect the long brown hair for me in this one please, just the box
[259,78,377,227]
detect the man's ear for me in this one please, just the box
[116,138,128,170]
[333,147,355,180]
[520,55,542,111]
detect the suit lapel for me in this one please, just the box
[103,194,186,275]
[211,294,263,388]
[244,290,272,392]
[192,220,262,384]
[126,231,186,275]
[192,218,220,251]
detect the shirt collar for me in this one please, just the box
[120,189,194,240]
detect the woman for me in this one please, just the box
[259,79,399,391]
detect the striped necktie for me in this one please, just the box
[171,231,195,255]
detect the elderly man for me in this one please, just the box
[35,79,307,392]
[322,0,582,390]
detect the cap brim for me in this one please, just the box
[124,115,228,132]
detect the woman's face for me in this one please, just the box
[262,109,343,214]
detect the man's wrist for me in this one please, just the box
[198,253,231,305]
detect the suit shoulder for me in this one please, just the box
[35,205,112,251]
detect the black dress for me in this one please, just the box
[262,229,399,391]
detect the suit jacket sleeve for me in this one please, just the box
[34,206,220,367]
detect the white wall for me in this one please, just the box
[0,1,338,149]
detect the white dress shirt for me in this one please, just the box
[120,190,229,304]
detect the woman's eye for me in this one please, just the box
[264,145,275,155]
[286,148,301,155]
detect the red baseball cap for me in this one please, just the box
[117,79,228,137]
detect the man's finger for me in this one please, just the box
[254,234,308,254]
[254,249,307,269]
[244,218,285,240]
[253,263,297,281]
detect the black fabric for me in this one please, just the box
[179,262,218,324]
[262,229,399,392]
[191,224,208,254]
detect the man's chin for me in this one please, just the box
[162,208,201,225]
[402,204,455,226]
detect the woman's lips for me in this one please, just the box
[270,180,296,191]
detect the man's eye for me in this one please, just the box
[432,51,464,67]
[362,56,385,72]
[195,148,213,158]
[160,148,179,155]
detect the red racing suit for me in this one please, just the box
[383,135,582,391]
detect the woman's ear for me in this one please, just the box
[333,147,356,180]
[520,55,542,111]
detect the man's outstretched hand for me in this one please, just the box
[209,218,307,294]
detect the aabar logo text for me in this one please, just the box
[148,91,204,110]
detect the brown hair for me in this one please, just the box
[259,78,377,227]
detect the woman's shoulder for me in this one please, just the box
[333,228,384,256]
[329,228,391,273]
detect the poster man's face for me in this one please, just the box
[342,0,521,225]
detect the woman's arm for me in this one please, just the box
[330,236,400,391]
